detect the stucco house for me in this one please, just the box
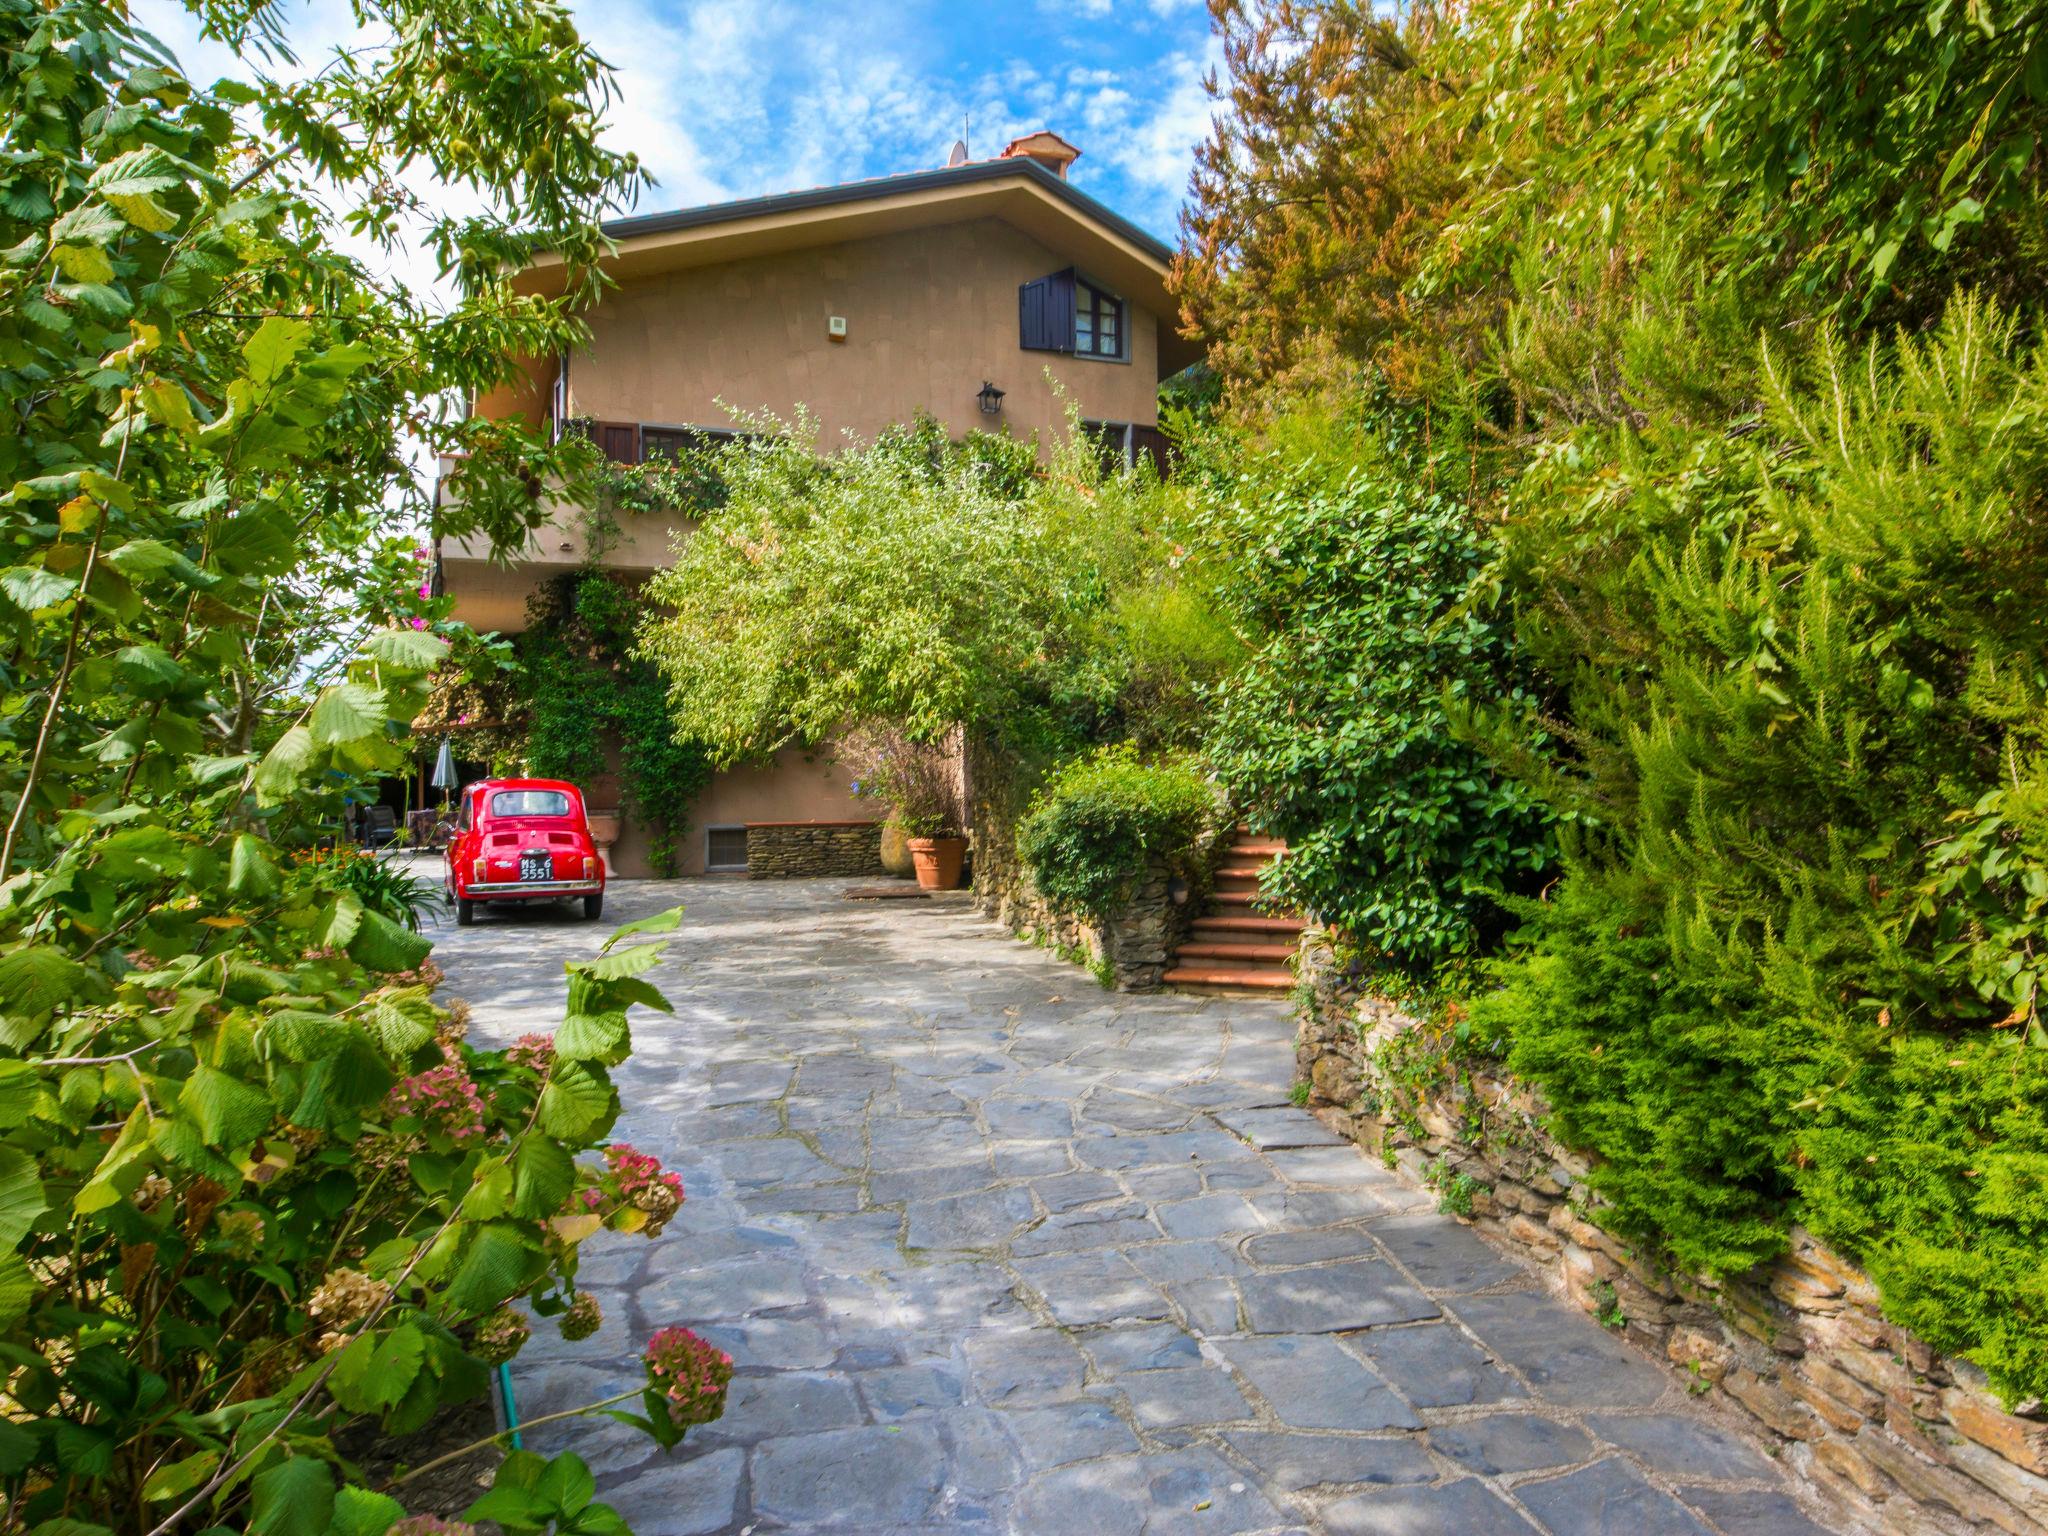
[435,132,1197,876]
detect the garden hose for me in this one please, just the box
[497,1360,523,1450]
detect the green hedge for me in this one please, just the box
[1018,747,1218,918]
[1468,300,2048,1400]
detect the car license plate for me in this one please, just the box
[518,851,552,883]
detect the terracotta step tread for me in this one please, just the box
[1191,914,1305,934]
[1230,838,1288,856]
[1214,865,1270,880]
[1214,891,1298,911]
[1174,941,1296,962]
[1164,966,1296,990]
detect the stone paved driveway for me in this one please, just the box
[429,876,1843,1536]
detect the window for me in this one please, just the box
[706,825,749,871]
[642,426,740,462]
[489,790,573,819]
[1075,279,1125,360]
[1018,268,1128,359]
[1081,419,1134,474]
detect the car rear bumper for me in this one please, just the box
[466,879,602,899]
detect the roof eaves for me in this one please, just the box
[596,158,1173,265]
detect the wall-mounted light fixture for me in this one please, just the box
[977,380,1006,415]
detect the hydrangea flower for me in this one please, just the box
[306,1267,391,1352]
[385,1058,487,1144]
[643,1325,732,1430]
[560,1290,603,1342]
[472,1306,530,1364]
[604,1143,685,1237]
[506,1033,556,1072]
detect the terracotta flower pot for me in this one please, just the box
[906,835,966,891]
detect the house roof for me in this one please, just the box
[522,157,1199,375]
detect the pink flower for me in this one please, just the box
[385,1058,488,1143]
[506,1033,556,1072]
[417,581,432,598]
[642,1326,732,1430]
[410,618,428,630]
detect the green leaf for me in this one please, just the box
[141,1449,220,1502]
[309,683,386,747]
[362,627,450,669]
[0,1251,40,1328]
[442,1223,544,1317]
[601,905,685,950]
[89,146,187,198]
[0,566,76,612]
[536,1451,597,1516]
[75,1105,150,1214]
[0,946,91,1020]
[364,993,435,1056]
[554,1002,627,1065]
[0,1145,49,1245]
[113,644,185,697]
[510,1135,574,1218]
[577,942,666,982]
[50,244,114,284]
[242,316,312,386]
[229,834,282,899]
[329,1486,405,1536]
[345,907,432,974]
[253,724,316,804]
[537,1059,614,1139]
[0,1060,38,1128]
[249,1455,335,1536]
[179,1064,274,1149]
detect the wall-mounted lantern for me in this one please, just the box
[977,380,1006,415]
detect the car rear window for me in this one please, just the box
[489,790,573,819]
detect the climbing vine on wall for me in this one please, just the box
[523,570,712,874]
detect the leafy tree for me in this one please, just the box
[637,411,1214,762]
[0,2,735,1529]
[1192,397,1553,970]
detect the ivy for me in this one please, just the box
[522,571,712,876]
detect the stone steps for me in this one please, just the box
[1161,965,1298,993]
[1175,940,1298,962]
[1166,831,1303,996]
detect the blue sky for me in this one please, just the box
[141,0,1222,246]
[581,0,1220,242]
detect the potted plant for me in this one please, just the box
[839,724,966,889]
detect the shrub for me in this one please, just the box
[1468,298,2048,1400]
[1196,401,1555,971]
[1018,746,1218,917]
[837,724,963,837]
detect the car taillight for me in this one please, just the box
[473,857,488,883]
[582,856,596,879]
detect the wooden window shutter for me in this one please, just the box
[1018,267,1077,353]
[594,421,640,463]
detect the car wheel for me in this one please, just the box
[583,893,604,921]
[457,897,475,927]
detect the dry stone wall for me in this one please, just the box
[743,820,883,879]
[1294,928,2048,1536]
[965,739,1223,991]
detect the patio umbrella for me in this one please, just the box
[430,738,457,805]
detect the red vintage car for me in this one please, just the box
[445,777,606,925]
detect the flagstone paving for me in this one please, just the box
[429,876,1844,1536]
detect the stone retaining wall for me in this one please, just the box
[1295,928,2048,1536]
[743,820,883,879]
[965,740,1224,991]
